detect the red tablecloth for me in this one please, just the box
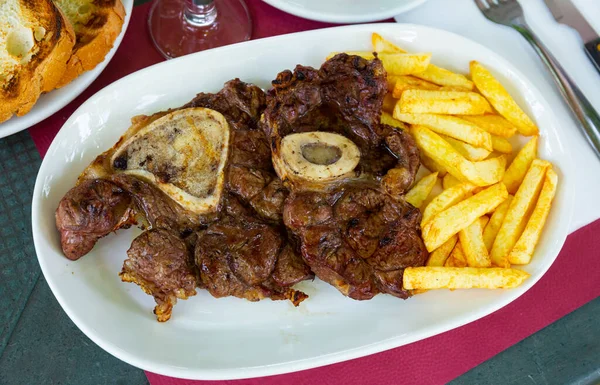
[27,1,600,384]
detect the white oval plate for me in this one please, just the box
[263,0,427,23]
[32,24,574,380]
[0,0,133,138]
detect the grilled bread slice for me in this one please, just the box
[54,0,126,88]
[0,0,75,123]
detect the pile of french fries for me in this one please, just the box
[332,33,559,292]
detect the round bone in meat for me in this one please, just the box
[109,107,230,215]
[273,131,361,190]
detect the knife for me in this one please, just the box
[544,0,600,72]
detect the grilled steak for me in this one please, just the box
[55,179,136,260]
[262,53,420,195]
[121,229,197,322]
[55,79,311,320]
[284,184,427,299]
[263,54,427,299]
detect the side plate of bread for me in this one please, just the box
[0,0,132,137]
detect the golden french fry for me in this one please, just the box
[442,135,491,161]
[490,159,550,267]
[381,111,408,130]
[413,64,474,90]
[395,112,492,150]
[503,136,538,194]
[445,242,467,267]
[410,125,506,186]
[379,53,431,75]
[443,173,461,189]
[372,32,406,53]
[461,114,517,138]
[483,195,513,251]
[470,61,538,136]
[491,135,513,154]
[422,182,477,226]
[420,154,448,177]
[427,235,458,266]
[383,94,397,113]
[422,183,508,251]
[439,86,473,92]
[399,90,493,115]
[459,216,491,267]
[403,267,530,290]
[387,75,402,92]
[405,172,439,209]
[508,168,558,264]
[392,75,439,98]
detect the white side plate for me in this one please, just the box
[32,24,574,380]
[263,0,427,23]
[0,0,134,138]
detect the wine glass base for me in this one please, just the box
[148,0,252,60]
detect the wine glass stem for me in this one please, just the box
[184,0,217,27]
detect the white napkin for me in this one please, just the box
[395,0,600,232]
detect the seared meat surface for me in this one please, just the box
[56,179,136,260]
[284,185,427,300]
[196,195,311,304]
[262,53,420,194]
[121,229,197,322]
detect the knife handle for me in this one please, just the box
[585,38,600,73]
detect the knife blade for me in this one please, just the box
[543,0,600,72]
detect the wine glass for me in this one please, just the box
[148,0,252,59]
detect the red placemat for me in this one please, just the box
[27,1,600,384]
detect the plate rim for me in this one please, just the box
[0,0,134,138]
[263,0,428,23]
[31,22,575,380]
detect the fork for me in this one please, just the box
[475,0,600,159]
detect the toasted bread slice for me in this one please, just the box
[54,0,126,88]
[0,0,75,123]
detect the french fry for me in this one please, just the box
[483,195,513,251]
[427,235,458,266]
[491,135,513,154]
[461,114,517,138]
[410,125,506,186]
[405,172,439,209]
[403,267,530,290]
[490,160,550,267]
[379,53,432,75]
[372,32,406,53]
[413,64,475,90]
[330,52,432,75]
[439,86,473,92]
[422,182,477,226]
[395,112,493,150]
[470,61,539,136]
[508,168,558,264]
[387,75,402,92]
[459,216,491,267]
[392,75,439,98]
[422,183,508,251]
[503,136,538,194]
[399,89,493,115]
[420,154,448,176]
[443,173,461,189]
[381,111,408,130]
[383,94,397,113]
[442,135,491,161]
[445,242,467,267]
